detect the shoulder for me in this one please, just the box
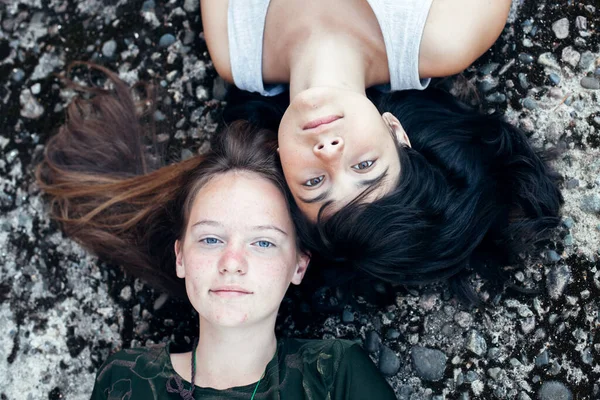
[201,0,234,83]
[91,344,171,399]
[420,0,512,77]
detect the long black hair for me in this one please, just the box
[222,86,564,302]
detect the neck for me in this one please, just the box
[288,34,369,99]
[193,318,277,390]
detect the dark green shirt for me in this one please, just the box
[91,338,396,399]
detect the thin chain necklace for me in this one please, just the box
[189,338,264,400]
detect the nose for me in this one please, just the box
[218,246,248,275]
[313,136,344,160]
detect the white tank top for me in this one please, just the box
[228,0,433,96]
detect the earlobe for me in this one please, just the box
[174,240,185,279]
[291,252,310,285]
[382,112,411,148]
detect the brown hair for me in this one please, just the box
[36,63,295,296]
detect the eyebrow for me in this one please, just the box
[190,220,288,236]
[298,169,388,204]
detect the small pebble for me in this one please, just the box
[575,16,587,31]
[119,286,132,302]
[479,63,499,75]
[561,46,581,68]
[365,331,381,353]
[411,346,447,382]
[522,97,538,110]
[552,18,570,39]
[102,39,117,58]
[562,217,574,228]
[538,53,561,70]
[379,346,401,376]
[548,73,561,86]
[11,68,25,82]
[141,0,155,12]
[342,309,354,323]
[581,194,600,213]
[581,348,593,364]
[518,53,534,64]
[579,51,595,70]
[465,330,487,357]
[546,250,561,263]
[538,381,573,400]
[565,178,579,189]
[485,92,506,104]
[479,76,499,93]
[535,350,550,366]
[563,234,573,246]
[30,83,41,95]
[518,73,529,89]
[158,33,176,48]
[386,329,401,340]
[465,370,479,383]
[488,367,503,381]
[547,264,571,299]
[183,0,199,13]
[581,77,600,90]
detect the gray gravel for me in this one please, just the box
[1,0,599,399]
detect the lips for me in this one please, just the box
[209,285,253,296]
[303,115,342,130]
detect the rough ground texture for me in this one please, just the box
[1,0,599,399]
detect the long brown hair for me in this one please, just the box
[36,64,292,296]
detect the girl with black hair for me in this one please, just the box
[201,0,513,222]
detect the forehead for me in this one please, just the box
[188,171,293,228]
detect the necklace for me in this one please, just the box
[188,338,264,400]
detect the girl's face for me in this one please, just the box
[175,171,309,328]
[278,87,411,222]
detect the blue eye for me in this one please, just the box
[352,160,375,170]
[303,175,324,187]
[201,237,221,245]
[254,240,275,248]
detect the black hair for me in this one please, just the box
[222,86,564,303]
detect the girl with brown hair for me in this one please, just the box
[37,65,396,399]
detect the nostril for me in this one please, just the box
[317,144,324,150]
[331,140,339,145]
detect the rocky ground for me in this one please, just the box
[1,0,599,399]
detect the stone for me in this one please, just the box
[454,311,473,328]
[579,51,595,70]
[19,89,45,119]
[538,53,561,71]
[141,0,155,12]
[581,194,600,213]
[365,330,381,353]
[465,330,487,357]
[581,77,600,90]
[548,73,561,86]
[488,367,504,381]
[552,18,569,39]
[546,250,561,263]
[212,77,229,101]
[562,217,574,229]
[342,310,354,323]
[102,39,117,58]
[561,47,580,68]
[564,234,573,246]
[575,16,587,31]
[565,178,579,189]
[519,53,534,64]
[183,0,198,13]
[11,68,25,82]
[379,346,401,376]
[479,76,499,93]
[485,92,506,104]
[411,346,447,382]
[538,381,572,400]
[535,350,550,366]
[518,73,530,89]
[158,33,177,48]
[522,97,538,110]
[465,370,479,383]
[547,264,571,299]
[119,286,132,301]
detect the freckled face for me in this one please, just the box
[278,87,409,222]
[175,171,309,328]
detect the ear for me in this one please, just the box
[382,112,411,148]
[290,251,311,286]
[174,240,185,279]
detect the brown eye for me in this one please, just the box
[303,176,324,187]
[352,160,375,170]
